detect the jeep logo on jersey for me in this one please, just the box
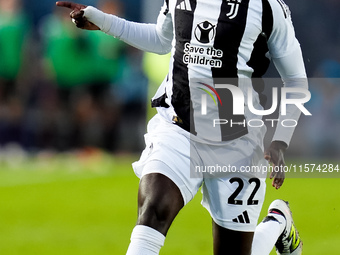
[194,21,216,44]
[226,0,242,19]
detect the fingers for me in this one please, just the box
[70,10,84,19]
[265,146,285,189]
[269,160,285,189]
[69,9,86,29]
[56,1,77,9]
[269,166,284,188]
[72,18,84,28]
[70,15,99,30]
[56,1,87,11]
[272,176,284,189]
[71,16,87,29]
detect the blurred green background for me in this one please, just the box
[1,154,339,255]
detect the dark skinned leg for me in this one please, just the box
[137,173,184,236]
[213,221,254,255]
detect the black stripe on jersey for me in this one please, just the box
[212,0,250,141]
[262,0,273,39]
[151,92,170,108]
[172,0,197,134]
[247,0,273,78]
[247,0,273,108]
[164,0,170,14]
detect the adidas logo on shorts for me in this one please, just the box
[232,211,250,224]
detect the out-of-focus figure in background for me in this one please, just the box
[40,0,127,151]
[0,0,148,153]
[0,0,30,149]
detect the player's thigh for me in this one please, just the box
[133,125,202,234]
[133,115,203,206]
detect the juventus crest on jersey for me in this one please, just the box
[152,0,299,142]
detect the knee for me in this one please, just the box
[137,192,183,235]
[138,198,175,228]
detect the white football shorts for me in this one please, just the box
[132,114,267,232]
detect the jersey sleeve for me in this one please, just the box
[83,2,173,55]
[267,0,309,146]
[267,0,299,59]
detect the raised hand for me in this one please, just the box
[56,1,100,30]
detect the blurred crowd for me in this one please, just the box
[0,0,339,157]
[0,0,148,154]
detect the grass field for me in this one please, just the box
[0,152,339,254]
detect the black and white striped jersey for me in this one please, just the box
[93,0,308,144]
[151,0,306,143]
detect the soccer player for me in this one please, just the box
[56,1,307,254]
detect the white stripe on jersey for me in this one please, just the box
[237,0,263,75]
[188,0,224,141]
